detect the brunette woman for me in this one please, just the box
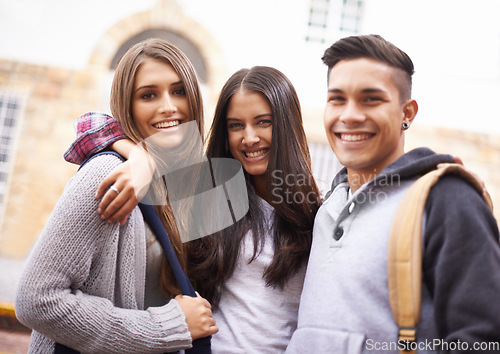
[190,66,321,352]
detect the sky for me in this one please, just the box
[1,0,499,135]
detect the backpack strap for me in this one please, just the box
[77,150,126,171]
[388,163,493,353]
[138,199,196,297]
[138,191,212,353]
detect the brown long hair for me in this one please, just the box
[190,66,320,299]
[110,38,204,295]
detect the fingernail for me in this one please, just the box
[97,208,102,214]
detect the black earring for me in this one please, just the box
[402,122,410,130]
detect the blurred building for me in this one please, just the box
[0,0,499,260]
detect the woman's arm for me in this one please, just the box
[96,143,155,224]
[64,112,154,224]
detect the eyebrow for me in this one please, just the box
[328,88,387,94]
[135,80,183,93]
[226,113,272,121]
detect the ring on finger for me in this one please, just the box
[109,185,120,195]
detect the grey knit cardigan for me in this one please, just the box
[15,154,192,353]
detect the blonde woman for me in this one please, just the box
[15,39,218,353]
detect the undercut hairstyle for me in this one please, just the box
[189,66,321,300]
[322,34,415,102]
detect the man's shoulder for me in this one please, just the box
[427,173,485,205]
[424,172,497,238]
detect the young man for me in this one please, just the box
[286,35,500,353]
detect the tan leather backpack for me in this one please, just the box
[388,163,494,354]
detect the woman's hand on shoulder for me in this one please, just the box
[96,147,155,224]
[175,292,218,340]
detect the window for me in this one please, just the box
[305,0,331,43]
[0,91,25,227]
[340,0,363,34]
[306,0,364,43]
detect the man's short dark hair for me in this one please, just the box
[322,34,414,101]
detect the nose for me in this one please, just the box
[339,101,365,125]
[159,93,177,115]
[242,126,260,146]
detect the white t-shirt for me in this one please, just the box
[212,198,306,353]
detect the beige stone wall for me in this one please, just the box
[0,60,101,258]
[406,124,500,223]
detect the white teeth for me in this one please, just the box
[155,120,180,129]
[340,133,371,142]
[245,149,267,158]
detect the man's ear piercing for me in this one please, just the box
[402,122,410,130]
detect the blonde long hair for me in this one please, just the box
[110,38,204,295]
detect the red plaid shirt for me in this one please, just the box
[64,112,126,165]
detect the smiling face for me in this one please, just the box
[324,58,416,184]
[226,91,273,179]
[132,58,191,148]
